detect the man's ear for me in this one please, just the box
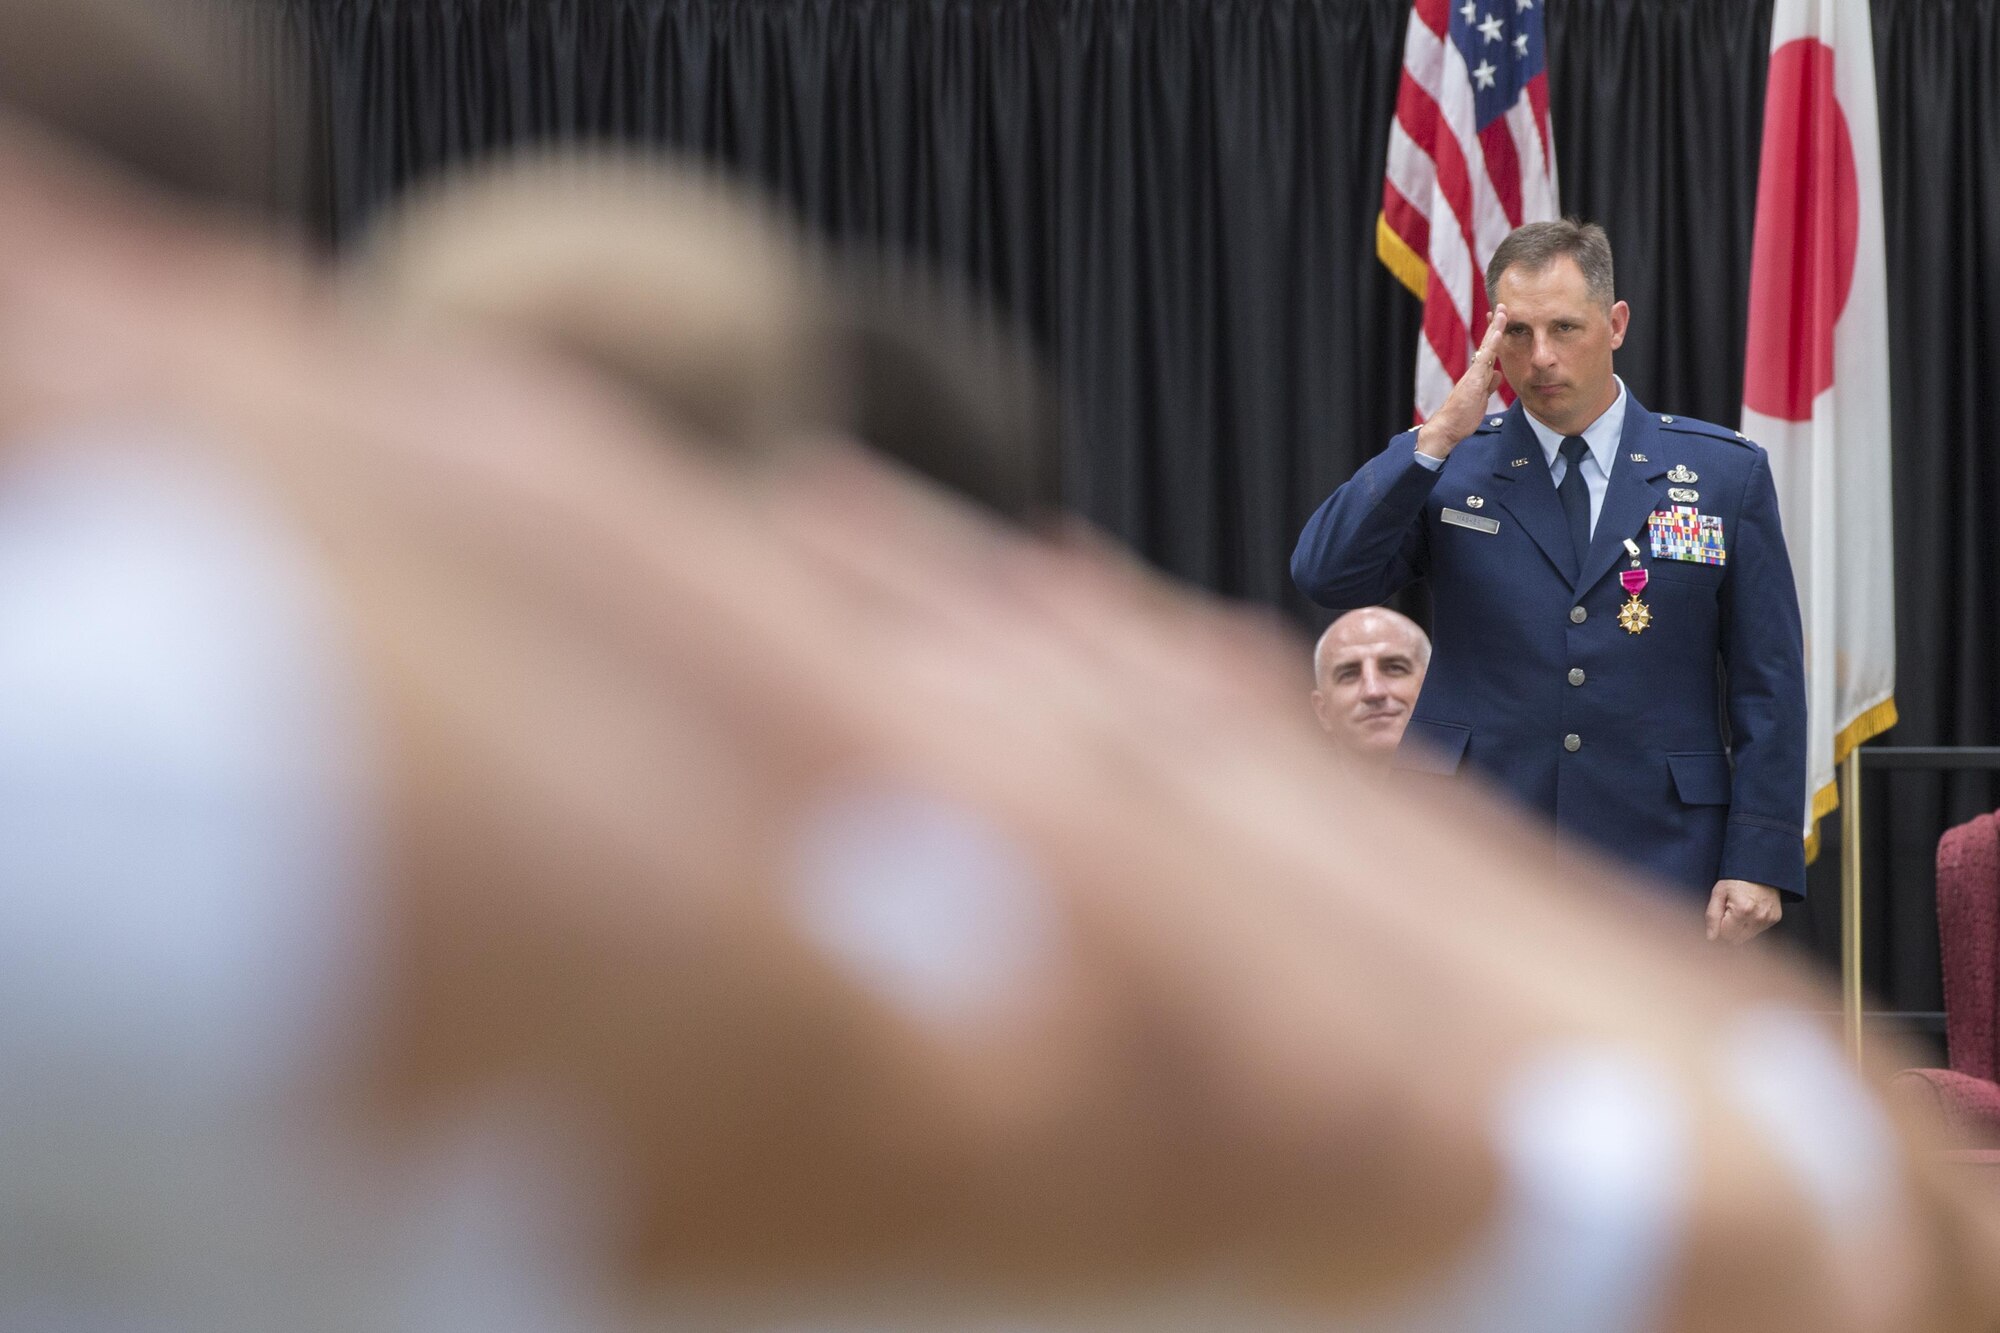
[1608,299,1630,351]
[1311,689,1334,731]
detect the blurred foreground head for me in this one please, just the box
[354,150,1050,519]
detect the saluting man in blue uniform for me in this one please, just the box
[1293,221,1806,942]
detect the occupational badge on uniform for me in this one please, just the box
[1465,495,1485,508]
[1669,486,1699,502]
[1666,464,1698,484]
[1647,504,1726,565]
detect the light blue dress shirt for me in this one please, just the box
[1412,377,1629,536]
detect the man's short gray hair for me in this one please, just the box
[1485,219,1615,310]
[1313,607,1432,683]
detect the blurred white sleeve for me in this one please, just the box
[0,434,600,1333]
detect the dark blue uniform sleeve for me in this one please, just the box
[1717,449,1809,898]
[1291,433,1439,609]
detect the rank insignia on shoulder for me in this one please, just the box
[1667,464,1698,484]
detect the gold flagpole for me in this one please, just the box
[1841,749,1864,1062]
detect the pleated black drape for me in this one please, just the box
[273,0,1998,1006]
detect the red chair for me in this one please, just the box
[1893,810,2000,1144]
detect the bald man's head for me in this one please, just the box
[1311,608,1431,753]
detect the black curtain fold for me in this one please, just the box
[275,0,1997,1005]
[1545,0,1774,422]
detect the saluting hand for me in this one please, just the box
[1414,305,1507,461]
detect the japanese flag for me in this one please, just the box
[1740,0,1897,859]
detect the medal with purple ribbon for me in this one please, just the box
[1617,566,1652,635]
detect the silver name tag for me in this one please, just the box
[1441,508,1500,534]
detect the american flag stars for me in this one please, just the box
[1465,8,1536,59]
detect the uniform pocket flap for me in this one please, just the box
[1668,751,1733,805]
[1394,719,1472,775]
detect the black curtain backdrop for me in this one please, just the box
[271,0,1997,1007]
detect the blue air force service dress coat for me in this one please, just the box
[1291,395,1808,900]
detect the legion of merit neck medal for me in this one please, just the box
[1618,569,1651,633]
[1618,538,1650,633]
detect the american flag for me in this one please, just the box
[1378,0,1559,421]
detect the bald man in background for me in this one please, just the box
[1311,606,1431,755]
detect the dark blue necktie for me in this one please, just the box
[1557,435,1592,569]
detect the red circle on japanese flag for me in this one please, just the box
[1743,38,1859,423]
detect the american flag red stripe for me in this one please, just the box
[1477,120,1525,226]
[1524,74,1552,164]
[1381,181,1429,259]
[1378,0,1559,422]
